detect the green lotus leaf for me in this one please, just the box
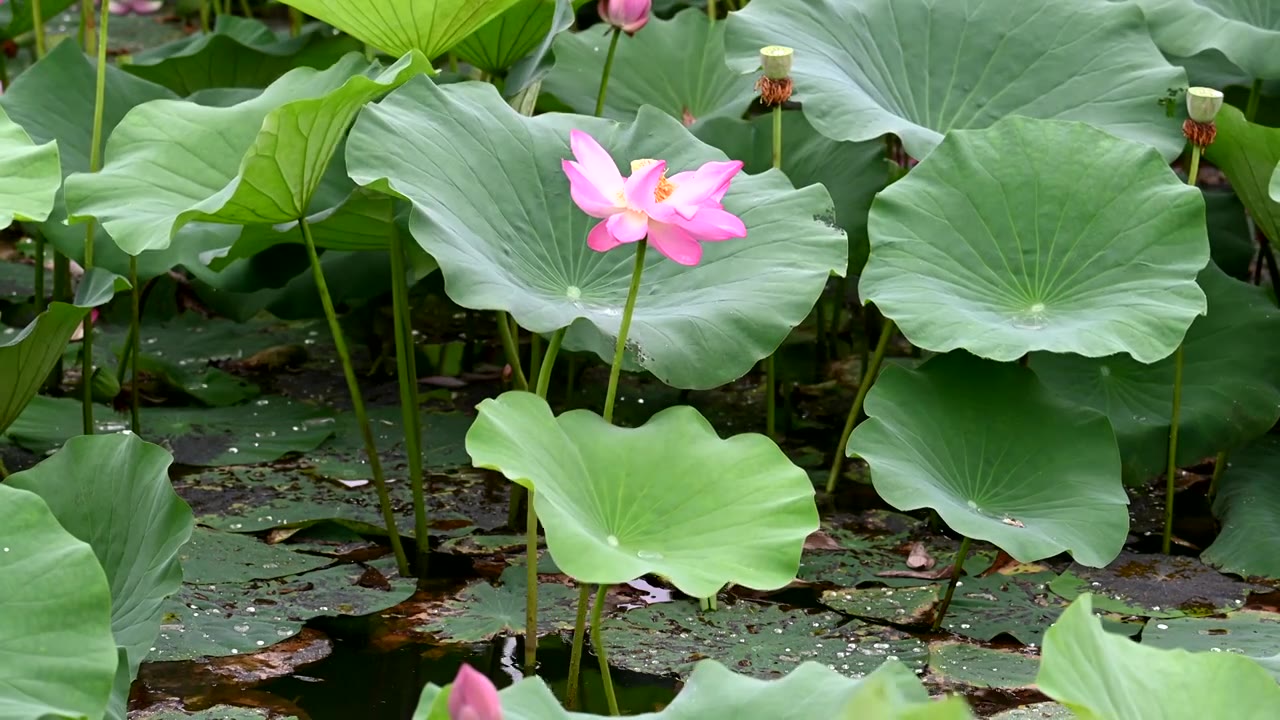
[278,0,524,57]
[1032,264,1280,484]
[929,642,1039,690]
[544,9,756,126]
[0,40,214,280]
[1205,188,1256,280]
[347,79,846,389]
[0,0,77,40]
[64,51,431,256]
[453,0,587,76]
[1132,0,1280,81]
[848,352,1128,567]
[1201,436,1280,580]
[860,116,1208,363]
[0,483,118,720]
[1038,595,1280,719]
[1143,611,1280,679]
[724,0,1186,161]
[124,15,364,95]
[0,104,60,228]
[693,111,887,273]
[1207,106,1280,252]
[7,434,194,720]
[1272,161,1280,201]
[465,391,818,597]
[0,267,119,435]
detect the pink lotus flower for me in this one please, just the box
[108,0,163,15]
[449,664,502,720]
[599,0,650,34]
[561,130,746,266]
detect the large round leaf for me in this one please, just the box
[1206,106,1280,249]
[860,116,1209,363]
[0,104,60,228]
[1032,264,1280,484]
[452,0,588,75]
[544,8,756,127]
[848,352,1128,567]
[6,434,195,705]
[347,79,846,389]
[0,0,77,40]
[723,0,1187,161]
[1132,0,1280,81]
[64,52,431,256]
[464,391,819,597]
[278,0,524,58]
[1201,436,1280,580]
[0,483,118,720]
[1038,595,1280,719]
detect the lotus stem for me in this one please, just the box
[33,236,45,314]
[496,311,528,391]
[536,329,566,398]
[763,102,783,437]
[529,332,543,387]
[199,0,211,33]
[1245,79,1263,122]
[1163,143,1203,554]
[1208,450,1229,502]
[593,27,622,117]
[389,227,428,578]
[128,255,140,434]
[826,318,895,494]
[566,583,592,709]
[238,0,252,18]
[604,240,647,424]
[32,0,46,58]
[79,0,111,436]
[931,535,972,631]
[708,0,717,24]
[299,217,410,576]
[288,7,303,37]
[590,584,620,715]
[79,0,92,54]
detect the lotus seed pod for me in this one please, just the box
[1186,87,1224,124]
[760,45,794,80]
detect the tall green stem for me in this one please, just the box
[1208,450,1229,502]
[289,6,303,36]
[593,28,622,117]
[1245,78,1263,122]
[79,0,93,54]
[826,318,895,494]
[763,103,783,437]
[708,0,717,24]
[931,536,973,631]
[199,0,211,33]
[566,583,592,709]
[128,255,140,434]
[79,0,111,436]
[590,584,620,715]
[389,228,427,577]
[33,235,46,314]
[32,0,47,58]
[300,217,410,576]
[238,0,253,18]
[603,240,647,424]
[1163,144,1201,555]
[529,332,543,388]
[536,329,566,398]
[496,311,528,391]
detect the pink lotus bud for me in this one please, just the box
[449,664,502,720]
[598,0,650,34]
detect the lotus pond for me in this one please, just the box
[3,0,1280,718]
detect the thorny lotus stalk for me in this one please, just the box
[1164,87,1221,555]
[496,311,528,391]
[591,584,621,715]
[389,227,428,578]
[80,0,112,435]
[566,582,593,708]
[826,319,896,494]
[594,28,622,117]
[604,239,648,424]
[299,217,411,576]
[759,46,793,439]
[128,255,140,434]
[931,535,973,631]
[32,0,48,57]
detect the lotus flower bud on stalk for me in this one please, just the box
[449,664,503,720]
[599,0,651,35]
[1183,86,1224,149]
[757,45,794,107]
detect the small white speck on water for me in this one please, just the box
[1157,624,1169,630]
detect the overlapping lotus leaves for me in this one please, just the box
[1038,595,1280,719]
[123,15,363,95]
[1133,0,1280,81]
[6,434,194,719]
[861,117,1209,363]
[418,659,973,719]
[1207,106,1280,249]
[0,483,118,720]
[453,0,586,75]
[724,0,1186,161]
[1142,611,1280,679]
[0,104,60,228]
[1201,436,1280,580]
[464,391,818,597]
[347,79,846,389]
[64,51,431,256]
[0,268,120,435]
[277,0,525,58]
[0,0,77,40]
[848,353,1128,567]
[1032,264,1280,484]
[544,8,756,126]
